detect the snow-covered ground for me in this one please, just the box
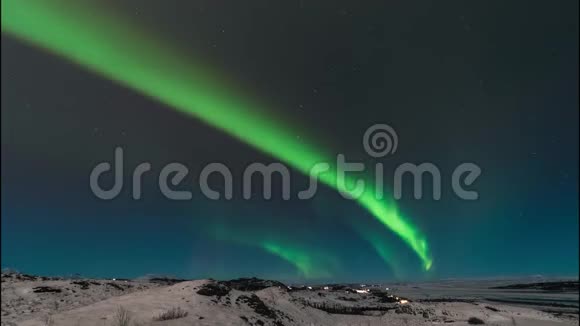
[2,273,578,326]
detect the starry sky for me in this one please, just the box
[1,0,578,282]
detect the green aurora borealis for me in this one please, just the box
[2,0,578,282]
[3,0,433,276]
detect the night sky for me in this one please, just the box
[1,0,578,282]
